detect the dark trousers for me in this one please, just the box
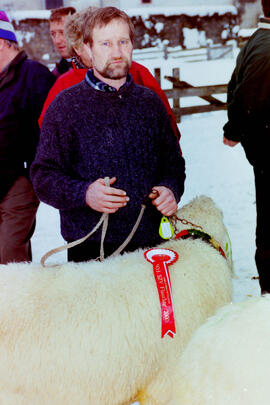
[0,176,39,264]
[67,239,151,263]
[254,167,270,293]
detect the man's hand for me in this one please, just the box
[86,177,129,213]
[149,186,178,216]
[223,136,239,147]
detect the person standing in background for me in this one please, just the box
[49,6,76,77]
[223,0,270,294]
[0,10,55,264]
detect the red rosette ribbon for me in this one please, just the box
[144,248,178,338]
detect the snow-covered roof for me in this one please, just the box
[9,5,237,22]
[125,6,238,18]
[9,10,51,22]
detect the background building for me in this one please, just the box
[2,0,262,70]
[3,0,262,28]
[4,1,234,10]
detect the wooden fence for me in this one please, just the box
[133,43,233,62]
[154,67,228,122]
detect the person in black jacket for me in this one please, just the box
[0,10,55,264]
[223,0,270,294]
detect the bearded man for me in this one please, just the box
[31,7,185,262]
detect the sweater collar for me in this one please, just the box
[0,50,27,75]
[0,50,27,88]
[85,68,131,93]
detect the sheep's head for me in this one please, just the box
[170,196,232,268]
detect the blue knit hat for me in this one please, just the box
[0,10,17,42]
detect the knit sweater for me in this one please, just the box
[31,76,185,248]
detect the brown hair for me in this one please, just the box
[49,6,76,23]
[65,7,96,57]
[83,7,134,46]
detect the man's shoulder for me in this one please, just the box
[132,82,165,107]
[132,81,160,98]
[49,80,87,108]
[10,51,50,74]
[60,79,86,95]
[236,28,270,69]
[245,28,270,52]
[22,58,54,78]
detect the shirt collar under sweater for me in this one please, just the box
[85,68,131,92]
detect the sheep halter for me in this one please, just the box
[144,248,178,338]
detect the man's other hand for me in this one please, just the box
[223,136,239,147]
[149,186,178,216]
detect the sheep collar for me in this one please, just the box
[174,228,226,259]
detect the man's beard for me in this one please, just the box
[96,58,131,80]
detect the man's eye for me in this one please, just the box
[120,40,127,44]
[103,42,109,46]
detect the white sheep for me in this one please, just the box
[176,295,270,405]
[0,196,232,405]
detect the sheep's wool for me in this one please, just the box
[0,195,232,405]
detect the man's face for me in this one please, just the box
[50,16,69,58]
[88,18,133,82]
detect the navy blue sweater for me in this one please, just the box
[31,77,185,247]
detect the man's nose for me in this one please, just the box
[111,43,122,58]
[55,33,63,44]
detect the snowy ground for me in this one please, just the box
[32,53,261,302]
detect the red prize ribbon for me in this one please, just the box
[144,248,178,338]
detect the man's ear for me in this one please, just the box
[74,45,83,58]
[83,42,93,59]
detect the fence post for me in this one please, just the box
[206,41,211,60]
[163,40,169,60]
[173,67,181,123]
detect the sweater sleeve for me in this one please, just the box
[31,100,90,210]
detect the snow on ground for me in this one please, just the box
[32,54,261,302]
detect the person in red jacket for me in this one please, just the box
[39,8,180,141]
